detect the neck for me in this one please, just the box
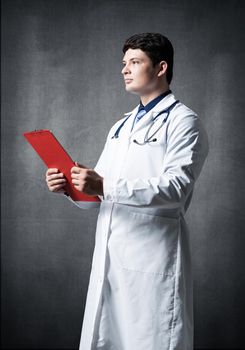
[140,85,170,106]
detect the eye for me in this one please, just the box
[132,60,139,64]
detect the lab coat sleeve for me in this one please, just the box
[103,113,209,209]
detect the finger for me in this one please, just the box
[46,175,65,184]
[71,166,82,174]
[48,178,67,186]
[71,178,82,185]
[73,183,85,192]
[71,173,81,179]
[46,168,59,175]
[50,184,66,192]
[56,188,66,193]
[47,173,65,181]
[74,183,93,195]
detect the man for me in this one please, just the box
[46,33,208,350]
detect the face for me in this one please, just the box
[121,49,161,96]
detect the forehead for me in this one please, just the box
[122,48,150,61]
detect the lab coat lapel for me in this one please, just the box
[122,106,139,137]
[129,110,154,137]
[150,93,177,117]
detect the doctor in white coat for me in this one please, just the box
[46,33,208,350]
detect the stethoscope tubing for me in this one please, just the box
[112,100,179,144]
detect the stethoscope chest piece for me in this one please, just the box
[132,119,162,145]
[133,137,157,145]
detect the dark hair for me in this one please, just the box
[122,33,174,84]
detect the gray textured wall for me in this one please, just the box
[2,0,245,349]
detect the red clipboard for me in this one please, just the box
[23,129,100,202]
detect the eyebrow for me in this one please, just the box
[122,57,143,64]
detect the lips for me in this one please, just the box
[125,79,133,84]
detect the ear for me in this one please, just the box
[157,61,168,77]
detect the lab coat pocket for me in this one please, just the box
[122,212,179,276]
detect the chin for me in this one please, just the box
[125,85,140,95]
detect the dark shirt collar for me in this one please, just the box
[139,90,172,113]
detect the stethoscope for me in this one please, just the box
[112,100,179,145]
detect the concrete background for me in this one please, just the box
[2,0,245,348]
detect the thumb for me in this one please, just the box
[75,161,88,169]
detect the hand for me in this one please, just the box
[71,162,104,196]
[46,168,67,193]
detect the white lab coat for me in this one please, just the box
[71,93,208,350]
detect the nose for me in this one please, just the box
[121,64,130,75]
